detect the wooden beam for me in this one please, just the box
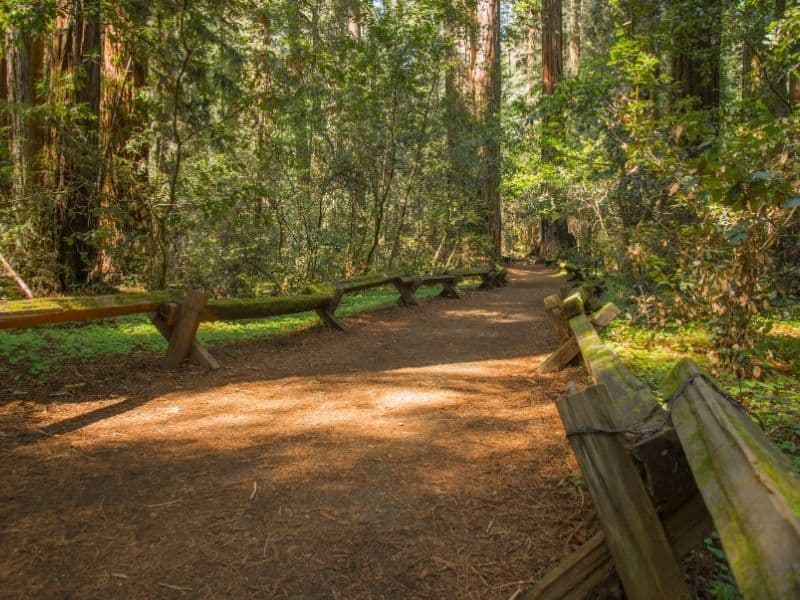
[529,319,712,599]
[149,313,219,370]
[443,267,492,278]
[0,291,177,329]
[334,272,404,295]
[544,294,571,342]
[569,312,695,507]
[165,290,207,368]
[393,278,419,306]
[315,306,345,331]
[556,385,691,600]
[664,359,800,599]
[438,277,461,299]
[0,252,33,299]
[537,337,580,374]
[478,272,495,289]
[562,291,585,319]
[524,493,712,600]
[568,312,658,427]
[200,292,334,322]
[493,267,509,286]
[537,303,621,374]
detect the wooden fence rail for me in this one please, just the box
[0,265,507,370]
[529,284,800,599]
[665,359,800,599]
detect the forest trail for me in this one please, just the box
[0,264,594,599]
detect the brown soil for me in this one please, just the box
[0,264,595,599]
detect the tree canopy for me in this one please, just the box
[2,0,799,368]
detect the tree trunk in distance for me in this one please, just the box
[49,0,102,289]
[568,0,581,76]
[538,0,574,257]
[474,0,502,259]
[669,0,721,111]
[542,0,563,96]
[5,28,44,202]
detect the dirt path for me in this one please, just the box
[0,264,595,599]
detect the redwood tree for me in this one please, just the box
[474,0,502,258]
[538,0,574,256]
[48,0,102,289]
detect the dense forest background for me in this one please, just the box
[1,0,799,368]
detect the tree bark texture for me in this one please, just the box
[568,0,581,76]
[542,0,563,96]
[474,0,502,258]
[48,0,102,289]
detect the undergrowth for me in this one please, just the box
[599,290,800,471]
[0,284,468,383]
[598,282,799,600]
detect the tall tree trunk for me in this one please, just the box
[5,28,44,203]
[568,0,581,76]
[541,0,563,96]
[48,0,102,290]
[443,0,479,261]
[669,0,721,111]
[538,0,574,257]
[95,8,142,282]
[474,0,502,258]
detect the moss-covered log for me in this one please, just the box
[569,312,698,507]
[562,290,587,320]
[334,272,405,294]
[664,359,800,599]
[537,303,621,374]
[0,291,178,329]
[200,292,335,322]
[445,267,492,278]
[568,312,657,426]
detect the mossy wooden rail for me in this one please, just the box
[664,359,800,599]
[528,285,800,599]
[0,265,507,370]
[0,292,180,329]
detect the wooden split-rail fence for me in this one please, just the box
[526,286,800,599]
[0,266,508,370]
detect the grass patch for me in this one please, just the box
[0,282,476,383]
[601,302,800,471]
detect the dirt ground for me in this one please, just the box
[0,264,596,599]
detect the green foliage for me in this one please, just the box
[504,0,800,375]
[1,0,495,296]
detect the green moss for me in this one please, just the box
[0,291,178,314]
[203,292,333,321]
[605,308,800,472]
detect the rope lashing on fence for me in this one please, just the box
[565,371,763,439]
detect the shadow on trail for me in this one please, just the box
[1,401,585,598]
[0,264,590,598]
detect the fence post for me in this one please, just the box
[165,290,207,368]
[557,384,691,599]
